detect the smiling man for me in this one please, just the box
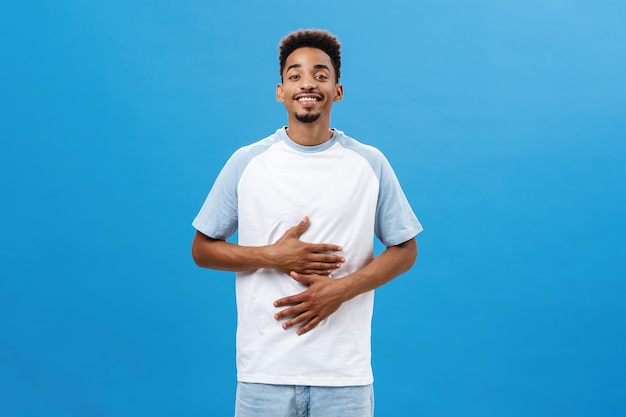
[192,29,422,417]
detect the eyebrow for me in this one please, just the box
[286,64,331,72]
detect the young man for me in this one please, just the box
[192,29,422,417]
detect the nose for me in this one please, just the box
[300,75,316,90]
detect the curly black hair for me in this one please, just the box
[278,29,342,82]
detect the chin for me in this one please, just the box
[295,113,322,123]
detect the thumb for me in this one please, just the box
[290,271,313,285]
[291,216,310,238]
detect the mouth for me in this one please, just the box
[294,94,323,106]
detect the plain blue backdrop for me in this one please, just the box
[1,1,625,416]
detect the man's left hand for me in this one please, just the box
[273,272,349,335]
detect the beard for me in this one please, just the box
[294,112,321,123]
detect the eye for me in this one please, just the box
[315,74,328,80]
[288,74,300,81]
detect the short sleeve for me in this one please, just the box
[192,134,279,240]
[192,152,243,240]
[374,154,423,247]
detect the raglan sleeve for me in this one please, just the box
[192,151,244,240]
[374,153,423,247]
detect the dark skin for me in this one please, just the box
[192,219,417,335]
[192,46,418,335]
[273,238,417,335]
[192,216,344,276]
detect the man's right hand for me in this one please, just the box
[268,216,344,276]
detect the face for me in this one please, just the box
[276,47,343,125]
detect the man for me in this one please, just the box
[192,29,422,417]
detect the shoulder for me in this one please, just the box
[233,131,282,159]
[335,130,389,170]
[224,130,283,170]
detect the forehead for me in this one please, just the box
[284,47,334,72]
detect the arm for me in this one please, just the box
[273,237,418,335]
[191,216,345,275]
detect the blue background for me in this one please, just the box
[2,1,625,416]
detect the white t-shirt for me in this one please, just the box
[193,128,422,386]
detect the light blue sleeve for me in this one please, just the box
[374,153,423,247]
[338,134,422,247]
[192,152,242,240]
[192,137,276,240]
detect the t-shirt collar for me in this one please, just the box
[278,127,339,153]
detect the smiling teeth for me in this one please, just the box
[298,97,318,101]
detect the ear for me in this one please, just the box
[276,83,285,102]
[334,84,344,102]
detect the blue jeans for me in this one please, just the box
[234,382,374,417]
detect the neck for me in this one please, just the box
[285,117,333,146]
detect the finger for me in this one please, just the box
[290,271,329,287]
[298,261,342,275]
[296,316,322,335]
[274,293,304,308]
[274,303,306,320]
[310,254,345,264]
[300,269,332,276]
[283,311,316,330]
[291,216,310,238]
[289,271,314,285]
[311,243,343,253]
